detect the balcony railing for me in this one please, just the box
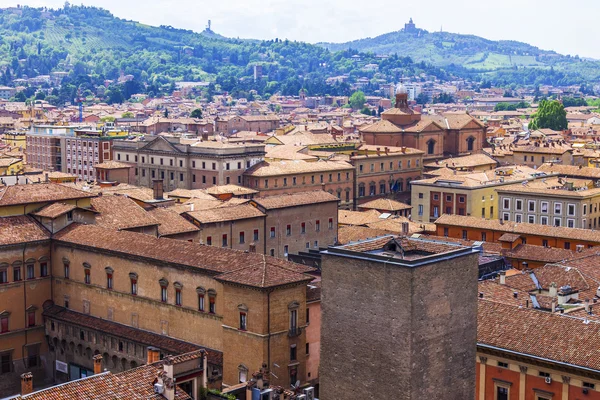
[288,326,302,337]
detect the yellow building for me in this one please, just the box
[0,131,26,150]
[411,165,546,223]
[0,157,23,176]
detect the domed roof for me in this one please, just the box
[396,83,407,95]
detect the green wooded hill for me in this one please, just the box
[319,27,600,86]
[0,4,597,105]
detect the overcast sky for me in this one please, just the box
[3,0,599,59]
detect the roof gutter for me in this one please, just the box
[477,343,600,375]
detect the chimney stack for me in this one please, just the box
[152,179,164,200]
[21,372,33,395]
[551,299,556,313]
[549,282,558,298]
[45,172,49,183]
[93,354,103,375]
[585,299,591,313]
[160,356,176,400]
[376,147,381,156]
[499,271,506,285]
[147,346,160,364]
[384,147,389,154]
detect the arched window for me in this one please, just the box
[174,282,183,306]
[159,278,168,302]
[129,273,138,295]
[105,267,113,290]
[208,289,216,314]
[238,364,249,383]
[83,262,91,285]
[358,183,366,197]
[467,136,475,152]
[196,287,206,311]
[427,140,436,155]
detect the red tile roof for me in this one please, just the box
[0,183,94,206]
[252,190,339,210]
[478,299,600,371]
[0,215,51,246]
[91,195,159,231]
[53,224,315,288]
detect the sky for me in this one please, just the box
[2,0,599,59]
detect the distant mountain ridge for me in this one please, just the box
[318,23,597,79]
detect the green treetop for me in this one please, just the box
[528,100,567,131]
[190,108,203,119]
[349,90,366,110]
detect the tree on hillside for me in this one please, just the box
[415,93,429,105]
[349,90,366,110]
[190,108,203,119]
[528,100,567,131]
[121,112,134,118]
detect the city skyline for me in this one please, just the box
[1,0,599,59]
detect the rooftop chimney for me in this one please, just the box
[376,147,381,156]
[147,346,160,364]
[384,147,389,154]
[549,282,558,298]
[585,299,591,313]
[152,180,164,201]
[551,299,556,313]
[44,172,49,183]
[499,271,506,285]
[21,372,33,395]
[157,356,175,400]
[93,354,103,375]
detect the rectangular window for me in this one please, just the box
[497,361,508,368]
[528,215,535,224]
[481,232,487,241]
[290,345,297,361]
[541,216,548,225]
[554,218,561,227]
[131,279,137,295]
[567,204,576,216]
[515,214,522,223]
[239,312,247,330]
[209,296,216,314]
[554,202,562,214]
[206,236,212,246]
[175,289,182,306]
[316,220,320,231]
[106,273,113,290]
[528,201,535,212]
[1,352,11,373]
[462,230,467,240]
[329,218,334,229]
[253,229,259,241]
[565,242,571,250]
[0,317,8,333]
[286,225,292,236]
[270,227,276,238]
[284,245,289,255]
[418,205,424,216]
[64,263,69,279]
[542,239,548,247]
[84,269,91,284]
[13,265,23,282]
[161,286,167,302]
[28,311,35,327]
[239,231,245,244]
[222,234,228,247]
[503,198,510,210]
[515,199,523,211]
[306,342,310,355]
[567,219,575,228]
[198,295,205,311]
[26,264,34,280]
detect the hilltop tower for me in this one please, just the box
[404,18,417,33]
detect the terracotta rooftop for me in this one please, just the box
[243,160,353,177]
[435,214,600,243]
[205,184,259,196]
[253,191,339,210]
[338,209,383,226]
[0,215,51,246]
[94,160,133,169]
[0,183,94,206]
[147,207,199,237]
[185,203,265,224]
[425,153,497,170]
[337,225,393,245]
[30,202,77,219]
[478,299,600,371]
[497,177,600,197]
[91,195,159,231]
[358,198,412,212]
[53,224,315,289]
[166,188,216,201]
[537,163,600,179]
[17,360,192,399]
